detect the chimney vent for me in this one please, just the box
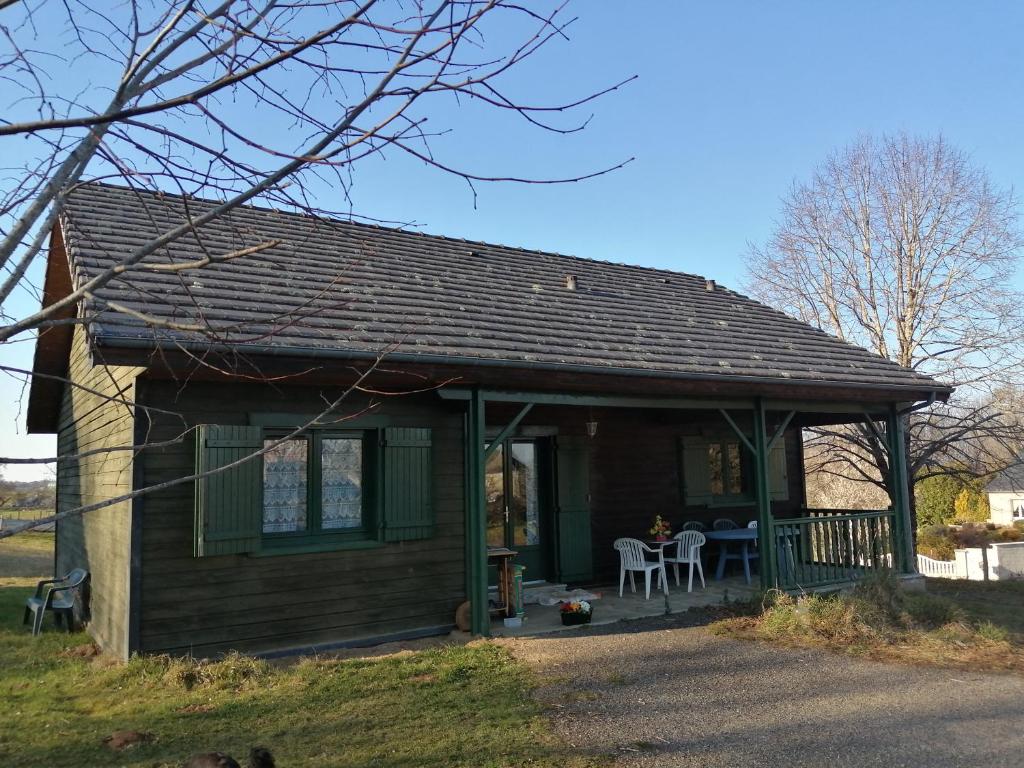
[564,274,578,290]
[705,279,716,292]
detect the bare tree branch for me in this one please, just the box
[747,134,1024,499]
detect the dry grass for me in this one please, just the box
[712,572,1024,674]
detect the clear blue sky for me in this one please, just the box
[3,1,1024,480]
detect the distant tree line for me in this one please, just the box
[0,477,56,512]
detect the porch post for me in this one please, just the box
[752,398,778,589]
[886,405,914,574]
[466,388,490,635]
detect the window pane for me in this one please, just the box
[485,444,505,547]
[510,442,539,546]
[708,444,724,496]
[321,437,364,529]
[263,439,307,533]
[727,443,743,495]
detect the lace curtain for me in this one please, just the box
[262,439,308,533]
[321,437,363,529]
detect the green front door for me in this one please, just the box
[556,436,593,583]
[486,439,548,582]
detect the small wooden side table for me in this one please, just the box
[487,547,519,618]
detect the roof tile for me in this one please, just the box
[61,183,948,393]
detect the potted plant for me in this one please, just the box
[649,515,672,542]
[560,600,593,626]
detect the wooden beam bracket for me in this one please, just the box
[484,403,534,460]
[767,410,796,450]
[718,409,755,454]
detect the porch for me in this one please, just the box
[491,575,759,638]
[443,387,919,636]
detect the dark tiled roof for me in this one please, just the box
[985,464,1024,493]
[59,183,948,393]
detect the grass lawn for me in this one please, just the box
[712,572,1024,674]
[924,577,1024,641]
[0,531,55,581]
[0,533,600,768]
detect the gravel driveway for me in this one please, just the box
[502,615,1024,767]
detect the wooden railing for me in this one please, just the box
[770,509,897,590]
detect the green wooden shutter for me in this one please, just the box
[681,436,712,506]
[382,427,433,542]
[769,436,789,501]
[194,425,264,557]
[556,436,593,583]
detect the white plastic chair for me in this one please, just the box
[681,520,707,532]
[747,519,761,560]
[712,518,738,531]
[613,538,669,600]
[663,531,706,592]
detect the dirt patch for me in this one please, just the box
[102,731,155,751]
[60,643,101,659]
[178,703,218,714]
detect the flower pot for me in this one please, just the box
[561,611,592,626]
[655,534,668,542]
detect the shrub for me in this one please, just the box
[915,474,962,526]
[903,592,962,627]
[996,526,1024,543]
[953,523,993,548]
[974,621,1010,643]
[916,525,956,560]
[953,488,990,524]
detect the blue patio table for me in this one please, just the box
[704,528,758,584]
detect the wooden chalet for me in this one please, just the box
[27,183,951,657]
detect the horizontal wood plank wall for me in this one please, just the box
[55,326,143,657]
[136,382,465,656]
[486,405,805,583]
[589,410,804,580]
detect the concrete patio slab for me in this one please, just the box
[492,575,757,637]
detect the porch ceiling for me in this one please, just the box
[438,385,926,425]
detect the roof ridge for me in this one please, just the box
[70,181,715,283]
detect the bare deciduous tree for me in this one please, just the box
[0,0,631,537]
[746,133,1024,500]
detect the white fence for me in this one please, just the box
[916,543,1024,581]
[916,554,958,579]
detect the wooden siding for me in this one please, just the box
[136,382,465,656]
[55,326,142,657]
[134,386,807,653]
